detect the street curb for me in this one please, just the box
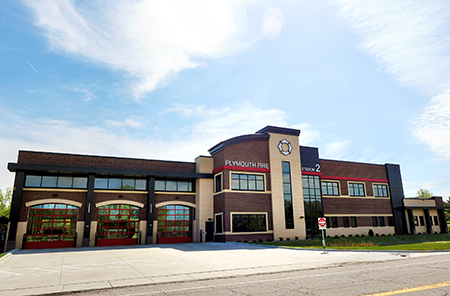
[247,243,450,254]
[0,248,18,263]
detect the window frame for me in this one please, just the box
[373,183,389,197]
[372,216,378,227]
[25,174,88,189]
[378,216,385,227]
[153,178,194,192]
[230,172,265,192]
[349,182,365,197]
[350,216,357,228]
[215,213,224,234]
[330,217,338,228]
[343,217,350,228]
[321,181,340,196]
[230,212,268,233]
[214,173,223,193]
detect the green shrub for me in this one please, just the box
[279,237,283,241]
[368,229,374,237]
[286,237,290,241]
[295,236,299,240]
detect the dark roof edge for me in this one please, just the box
[8,163,213,179]
[319,158,394,167]
[256,125,300,136]
[208,134,269,155]
[17,150,196,165]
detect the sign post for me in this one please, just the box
[318,217,327,254]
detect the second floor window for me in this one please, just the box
[349,183,365,197]
[231,174,264,191]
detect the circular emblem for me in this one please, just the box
[278,139,292,156]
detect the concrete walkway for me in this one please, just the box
[0,243,443,296]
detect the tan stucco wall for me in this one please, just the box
[268,132,306,240]
[403,198,437,207]
[89,221,97,247]
[15,222,27,249]
[139,220,147,244]
[194,156,214,243]
[326,226,395,237]
[76,221,84,247]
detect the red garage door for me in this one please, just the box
[157,205,193,244]
[97,204,139,246]
[25,203,78,249]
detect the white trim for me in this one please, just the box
[155,201,196,208]
[96,200,144,208]
[25,199,83,208]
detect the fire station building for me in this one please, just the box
[5,126,448,250]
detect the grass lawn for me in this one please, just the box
[255,233,450,251]
[0,253,5,259]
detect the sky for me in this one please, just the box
[1,0,450,200]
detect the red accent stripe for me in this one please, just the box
[301,171,322,176]
[321,175,388,183]
[212,165,270,174]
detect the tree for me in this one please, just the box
[0,187,12,218]
[417,188,433,199]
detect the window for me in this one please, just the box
[322,181,339,196]
[25,175,88,189]
[419,216,425,226]
[388,217,394,227]
[232,214,267,232]
[231,174,264,191]
[433,216,439,226]
[351,217,357,228]
[215,214,223,233]
[94,177,148,191]
[153,179,193,192]
[379,217,385,227]
[373,184,389,197]
[414,216,419,226]
[343,217,349,228]
[372,216,378,227]
[282,162,294,229]
[331,217,338,228]
[215,174,222,193]
[303,175,323,237]
[349,183,365,196]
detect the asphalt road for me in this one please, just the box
[53,252,450,296]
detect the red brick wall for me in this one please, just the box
[320,159,387,179]
[214,192,272,232]
[323,197,392,215]
[18,151,196,173]
[20,191,87,222]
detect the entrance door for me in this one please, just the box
[24,203,78,249]
[97,204,139,246]
[157,205,192,244]
[205,221,214,242]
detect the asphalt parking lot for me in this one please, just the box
[0,243,443,296]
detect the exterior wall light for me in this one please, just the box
[52,193,58,197]
[299,216,304,219]
[119,195,124,198]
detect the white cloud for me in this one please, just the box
[333,0,450,96]
[0,103,315,190]
[25,0,255,99]
[414,89,450,159]
[332,0,450,164]
[321,141,350,160]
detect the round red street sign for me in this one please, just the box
[318,217,326,227]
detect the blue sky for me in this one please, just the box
[1,0,450,200]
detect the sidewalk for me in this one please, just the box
[0,243,443,296]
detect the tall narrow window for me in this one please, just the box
[215,174,222,193]
[282,162,294,229]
